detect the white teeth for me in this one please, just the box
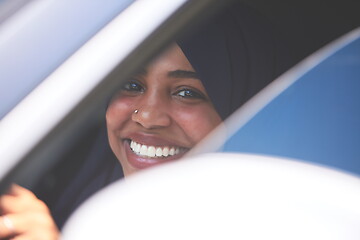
[129,140,182,158]
[148,146,156,157]
[162,147,169,157]
[169,148,175,156]
[135,143,141,153]
[140,145,147,155]
[155,147,162,157]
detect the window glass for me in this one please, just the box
[0,0,134,119]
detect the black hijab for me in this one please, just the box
[177,3,292,119]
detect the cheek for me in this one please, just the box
[174,105,222,143]
[106,97,134,131]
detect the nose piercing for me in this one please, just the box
[134,109,139,114]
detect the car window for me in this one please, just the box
[0,0,134,120]
[0,0,34,23]
[214,28,360,176]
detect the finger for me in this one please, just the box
[0,195,16,213]
[8,235,30,240]
[9,235,35,240]
[0,212,48,237]
[0,215,17,239]
[0,195,34,214]
[10,231,61,240]
[0,192,48,214]
[0,213,59,240]
[6,184,36,198]
[0,184,36,213]
[10,232,59,240]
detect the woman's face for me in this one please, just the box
[106,44,222,176]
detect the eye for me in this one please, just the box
[175,88,206,100]
[121,80,144,93]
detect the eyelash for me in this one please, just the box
[120,81,206,101]
[174,88,206,100]
[121,80,144,93]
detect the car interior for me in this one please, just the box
[1,0,360,230]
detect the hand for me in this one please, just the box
[0,184,60,240]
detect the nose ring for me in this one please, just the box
[134,109,139,114]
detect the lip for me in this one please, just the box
[122,133,190,169]
[124,132,188,148]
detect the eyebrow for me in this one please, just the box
[168,70,199,79]
[134,68,147,76]
[133,69,199,79]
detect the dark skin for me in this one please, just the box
[106,44,221,176]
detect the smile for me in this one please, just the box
[129,140,184,158]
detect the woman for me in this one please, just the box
[106,43,222,176]
[0,43,223,240]
[0,3,293,239]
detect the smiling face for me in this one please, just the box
[106,44,222,176]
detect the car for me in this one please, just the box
[0,0,359,238]
[61,21,360,240]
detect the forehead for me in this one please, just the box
[147,44,194,72]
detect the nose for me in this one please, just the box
[131,95,172,129]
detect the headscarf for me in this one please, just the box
[50,3,293,229]
[177,3,292,119]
